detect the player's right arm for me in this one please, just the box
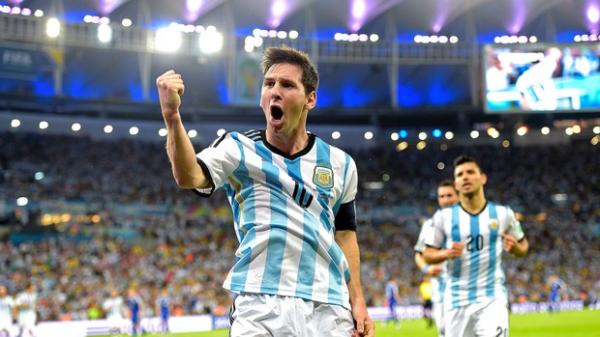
[414,220,442,276]
[156,69,210,189]
[422,210,464,264]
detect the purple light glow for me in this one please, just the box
[268,0,290,28]
[588,6,600,24]
[184,0,203,22]
[352,0,366,19]
[98,0,125,16]
[432,0,449,34]
[8,0,24,4]
[507,0,526,34]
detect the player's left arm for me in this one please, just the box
[503,207,529,257]
[335,229,374,337]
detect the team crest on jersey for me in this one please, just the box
[489,219,499,230]
[313,166,334,189]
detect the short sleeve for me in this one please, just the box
[340,155,358,204]
[424,210,446,249]
[414,219,432,253]
[505,207,526,241]
[195,133,241,196]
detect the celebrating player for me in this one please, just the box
[414,179,459,336]
[423,156,529,337]
[156,47,373,337]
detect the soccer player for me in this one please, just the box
[0,286,14,337]
[15,283,37,337]
[414,179,459,337]
[156,47,374,337]
[127,287,142,337]
[385,277,401,327]
[155,288,170,333]
[102,288,124,334]
[419,274,433,328]
[423,156,529,337]
[547,275,566,313]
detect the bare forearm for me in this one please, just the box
[423,248,449,264]
[511,238,529,257]
[415,252,427,270]
[335,231,365,305]
[164,114,205,189]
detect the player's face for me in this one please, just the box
[260,63,316,137]
[437,186,458,207]
[454,162,487,196]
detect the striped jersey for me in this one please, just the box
[0,295,14,325]
[196,130,358,309]
[424,202,525,309]
[414,218,446,304]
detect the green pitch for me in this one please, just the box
[101,309,600,337]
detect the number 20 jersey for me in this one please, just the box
[424,202,525,309]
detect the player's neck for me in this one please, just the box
[460,192,486,214]
[265,127,309,156]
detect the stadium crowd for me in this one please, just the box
[0,131,598,321]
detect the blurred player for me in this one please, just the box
[102,288,124,334]
[419,274,433,328]
[15,283,36,337]
[127,287,142,337]
[155,288,170,333]
[414,179,459,337]
[515,47,562,111]
[156,47,373,337]
[423,156,529,337]
[0,286,14,337]
[548,275,566,314]
[385,277,401,328]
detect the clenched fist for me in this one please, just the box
[156,69,185,120]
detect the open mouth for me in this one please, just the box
[271,106,283,120]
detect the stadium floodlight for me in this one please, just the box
[129,126,139,135]
[541,126,550,135]
[390,132,399,141]
[416,141,427,150]
[364,131,374,140]
[444,131,454,140]
[244,43,254,53]
[97,23,112,43]
[565,127,574,136]
[277,31,287,39]
[39,121,49,130]
[449,35,459,43]
[121,18,132,27]
[529,36,538,43]
[359,34,368,42]
[369,34,379,42]
[418,132,427,140]
[593,126,600,134]
[21,8,34,17]
[470,130,480,139]
[331,131,341,140]
[34,172,45,181]
[199,26,223,54]
[399,129,408,139]
[516,126,528,136]
[572,125,581,134]
[103,125,113,134]
[289,30,299,39]
[158,128,168,137]
[502,140,510,148]
[592,136,600,146]
[46,18,61,38]
[396,141,408,151]
[34,9,44,17]
[217,128,227,136]
[10,119,21,128]
[71,123,81,132]
[16,197,29,207]
[432,129,442,138]
[155,27,182,53]
[188,129,198,138]
[437,162,445,170]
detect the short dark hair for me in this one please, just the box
[438,179,455,189]
[262,47,319,94]
[453,155,483,172]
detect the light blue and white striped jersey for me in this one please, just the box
[196,130,358,309]
[424,202,525,309]
[414,218,446,304]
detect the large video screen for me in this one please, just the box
[484,43,600,113]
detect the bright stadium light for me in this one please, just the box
[418,132,427,140]
[103,125,113,134]
[369,34,379,42]
[364,131,374,140]
[34,171,45,181]
[158,128,168,137]
[416,141,427,150]
[155,27,182,53]
[199,26,223,54]
[594,126,600,134]
[437,162,445,170]
[289,30,299,39]
[16,197,29,207]
[390,132,399,141]
[121,18,132,27]
[470,130,480,139]
[331,131,341,140]
[10,119,21,128]
[129,126,139,135]
[565,127,573,136]
[217,128,226,136]
[541,126,550,135]
[188,129,198,138]
[445,131,454,140]
[97,23,112,43]
[34,9,44,17]
[71,123,81,132]
[516,126,528,136]
[572,125,581,134]
[39,121,49,130]
[396,141,408,152]
[46,18,61,38]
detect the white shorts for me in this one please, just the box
[18,312,36,329]
[0,316,12,330]
[445,298,508,337]
[230,293,354,337]
[432,301,445,337]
